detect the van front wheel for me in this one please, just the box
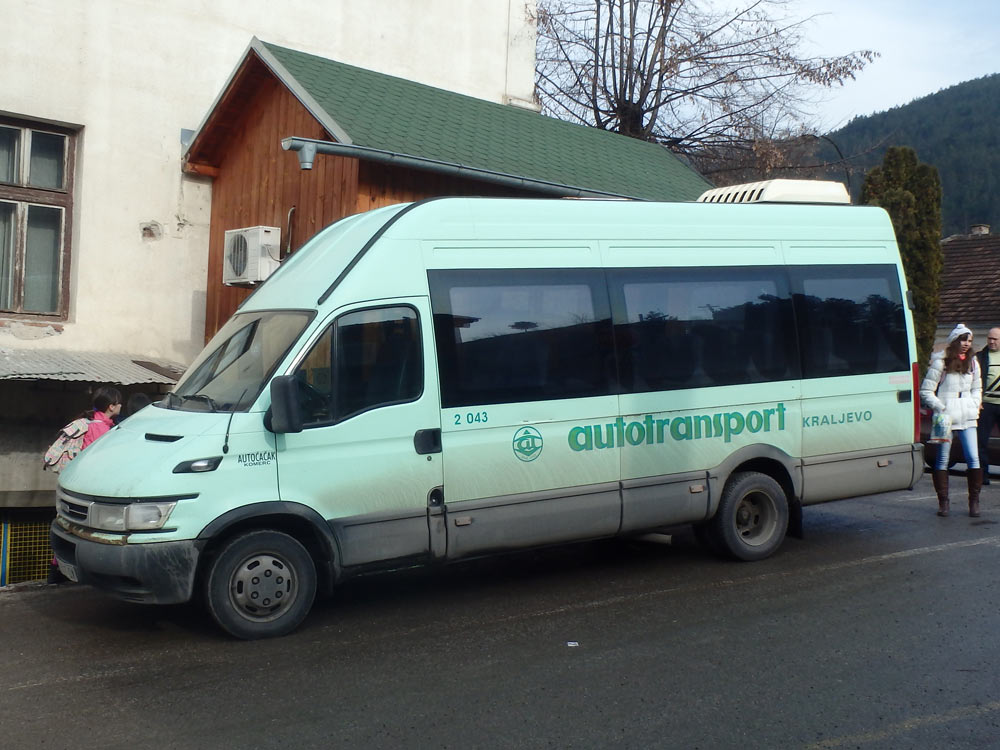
[205,530,317,640]
[709,472,788,561]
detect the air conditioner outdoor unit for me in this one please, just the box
[223,226,281,285]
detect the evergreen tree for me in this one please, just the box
[862,147,942,367]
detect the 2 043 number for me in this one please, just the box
[454,411,489,425]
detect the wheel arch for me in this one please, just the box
[196,502,341,596]
[708,445,803,537]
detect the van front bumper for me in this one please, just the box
[50,520,203,604]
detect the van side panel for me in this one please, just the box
[802,445,917,504]
[798,375,917,503]
[620,470,711,530]
[439,398,623,558]
[784,245,918,502]
[331,508,434,567]
[443,483,621,558]
[428,264,623,558]
[603,251,804,526]
[617,388,801,527]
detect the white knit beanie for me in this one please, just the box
[947,323,973,344]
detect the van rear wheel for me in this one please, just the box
[205,530,317,640]
[709,471,788,561]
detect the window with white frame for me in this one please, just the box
[0,117,75,317]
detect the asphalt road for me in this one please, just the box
[3,473,1000,749]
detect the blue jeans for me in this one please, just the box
[936,426,981,470]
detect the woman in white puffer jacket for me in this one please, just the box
[920,323,983,517]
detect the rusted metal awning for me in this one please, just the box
[0,348,186,384]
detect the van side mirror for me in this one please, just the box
[268,376,304,434]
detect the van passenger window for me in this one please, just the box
[608,267,798,391]
[293,306,422,425]
[790,265,908,377]
[429,269,614,407]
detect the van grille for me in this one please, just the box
[56,489,92,525]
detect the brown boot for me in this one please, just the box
[968,468,983,517]
[932,469,950,516]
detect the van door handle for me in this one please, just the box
[414,428,442,455]
[897,390,912,403]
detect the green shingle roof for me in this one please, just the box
[257,40,710,201]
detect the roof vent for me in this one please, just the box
[970,224,991,235]
[502,95,541,112]
[697,179,850,205]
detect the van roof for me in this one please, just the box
[240,197,895,313]
[381,196,887,242]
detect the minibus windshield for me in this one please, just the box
[163,311,312,412]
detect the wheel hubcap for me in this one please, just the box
[734,491,777,546]
[229,553,297,623]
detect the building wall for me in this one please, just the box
[0,0,536,513]
[1,0,537,364]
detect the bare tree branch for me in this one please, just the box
[535,0,878,168]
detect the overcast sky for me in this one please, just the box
[795,0,1000,131]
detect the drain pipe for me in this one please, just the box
[281,136,635,200]
[284,205,296,258]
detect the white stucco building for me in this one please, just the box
[2,0,536,363]
[0,0,537,512]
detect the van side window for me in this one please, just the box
[293,306,422,425]
[429,269,614,408]
[790,265,908,377]
[608,267,798,391]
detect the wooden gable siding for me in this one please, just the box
[355,160,532,214]
[204,75,359,339]
[203,77,536,340]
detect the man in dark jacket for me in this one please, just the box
[976,328,1000,484]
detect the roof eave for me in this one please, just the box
[182,37,258,168]
[182,37,354,173]
[281,136,640,200]
[253,39,353,146]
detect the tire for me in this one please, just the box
[708,471,789,561]
[205,530,317,640]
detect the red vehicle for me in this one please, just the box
[920,406,1000,469]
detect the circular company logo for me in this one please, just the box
[512,426,544,462]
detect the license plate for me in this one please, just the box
[57,561,79,583]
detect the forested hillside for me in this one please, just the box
[823,74,1000,237]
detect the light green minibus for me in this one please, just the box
[51,183,923,639]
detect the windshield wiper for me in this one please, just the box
[180,393,221,412]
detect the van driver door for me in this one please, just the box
[274,298,443,569]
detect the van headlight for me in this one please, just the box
[90,501,177,531]
[127,502,177,530]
